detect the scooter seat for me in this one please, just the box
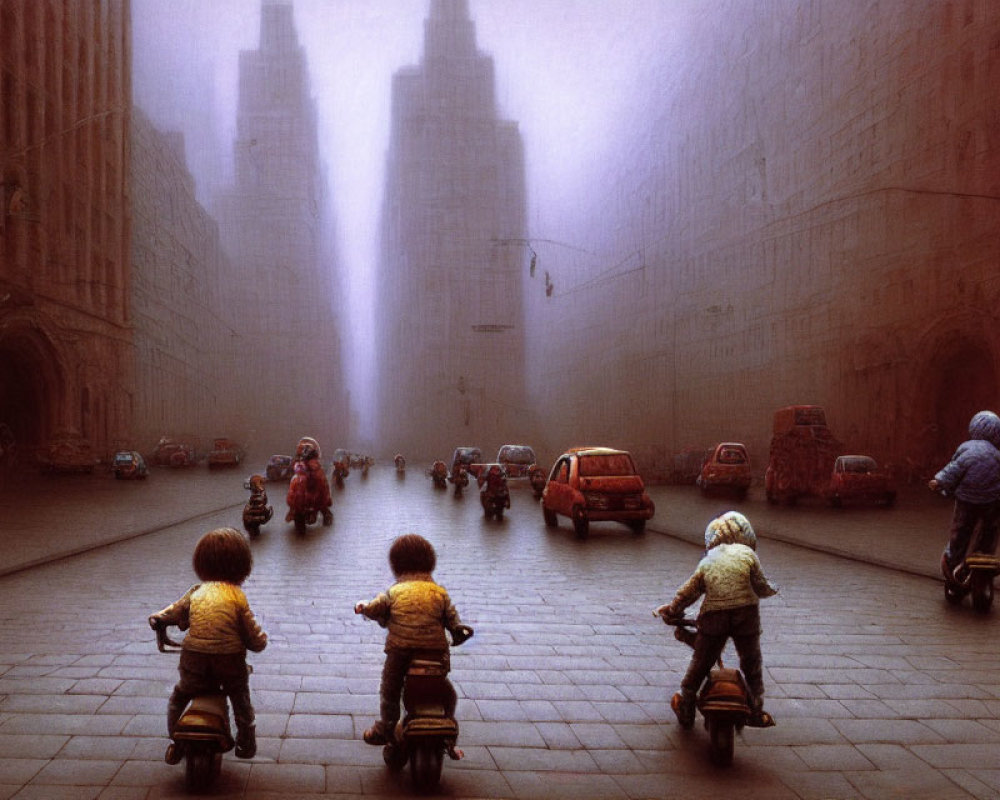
[402,716,459,738]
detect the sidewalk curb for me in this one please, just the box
[0,502,244,579]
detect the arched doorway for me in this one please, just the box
[920,332,998,467]
[0,321,65,463]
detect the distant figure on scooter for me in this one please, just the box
[149,527,268,762]
[354,533,466,745]
[286,436,333,525]
[656,511,778,730]
[928,410,1000,580]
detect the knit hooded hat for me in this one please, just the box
[968,411,1000,448]
[704,510,758,551]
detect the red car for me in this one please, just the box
[697,442,751,499]
[825,455,896,507]
[542,447,654,539]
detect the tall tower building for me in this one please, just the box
[0,1,132,464]
[214,0,343,454]
[375,0,528,459]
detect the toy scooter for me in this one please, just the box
[931,484,1000,613]
[528,466,547,501]
[450,465,469,497]
[242,474,273,537]
[655,610,771,766]
[943,551,1000,613]
[429,460,448,489]
[149,619,237,791]
[379,625,474,792]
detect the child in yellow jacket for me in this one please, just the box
[150,527,267,761]
[355,533,465,744]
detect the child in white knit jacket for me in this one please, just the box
[656,511,778,729]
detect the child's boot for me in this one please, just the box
[235,725,257,759]
[671,691,695,730]
[746,698,776,728]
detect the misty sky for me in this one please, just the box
[132,1,683,433]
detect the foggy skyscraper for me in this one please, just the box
[213,0,344,453]
[375,0,528,459]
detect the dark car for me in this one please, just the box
[207,437,245,469]
[496,444,538,480]
[265,454,294,481]
[113,450,149,480]
[450,446,483,478]
[542,446,654,539]
[151,436,198,467]
[697,442,751,499]
[825,455,896,507]
[40,430,96,474]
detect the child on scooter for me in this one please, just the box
[354,533,466,745]
[928,410,1000,578]
[656,511,778,729]
[149,527,268,762]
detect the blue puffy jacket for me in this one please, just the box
[934,411,1000,504]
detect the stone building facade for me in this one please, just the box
[526,1,1000,481]
[0,0,132,464]
[375,0,528,461]
[130,106,235,451]
[213,0,344,456]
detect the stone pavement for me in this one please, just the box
[0,465,997,800]
[0,462,953,579]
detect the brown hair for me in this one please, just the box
[388,533,436,576]
[192,527,253,584]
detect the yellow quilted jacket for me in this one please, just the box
[154,582,268,655]
[359,572,462,652]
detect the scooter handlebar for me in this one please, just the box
[451,625,474,646]
[149,616,184,652]
[653,609,697,629]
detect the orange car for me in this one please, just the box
[825,455,896,508]
[697,442,751,499]
[542,447,654,539]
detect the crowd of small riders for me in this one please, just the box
[151,412,1000,771]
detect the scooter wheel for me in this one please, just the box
[972,576,994,614]
[294,514,307,535]
[944,584,964,606]
[707,718,735,767]
[246,523,260,538]
[185,748,215,792]
[383,743,407,771]
[410,741,443,793]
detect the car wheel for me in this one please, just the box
[628,520,646,535]
[572,506,589,539]
[543,507,558,527]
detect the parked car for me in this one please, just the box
[207,438,244,469]
[825,455,896,507]
[697,442,751,499]
[151,437,198,467]
[450,446,483,479]
[113,450,148,480]
[496,444,538,480]
[265,454,294,481]
[39,430,96,474]
[542,446,654,539]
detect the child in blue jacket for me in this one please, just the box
[929,410,1000,578]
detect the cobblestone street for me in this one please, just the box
[1,467,999,799]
